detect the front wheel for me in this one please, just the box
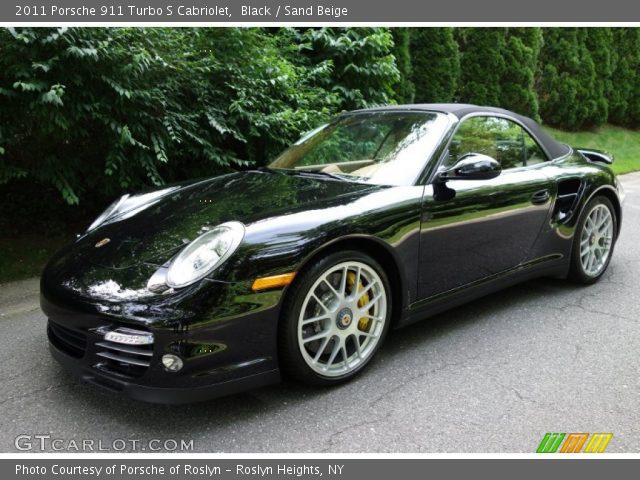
[279,250,392,386]
[569,195,617,284]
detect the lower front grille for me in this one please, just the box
[94,335,153,378]
[48,320,87,358]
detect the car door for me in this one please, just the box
[417,115,554,300]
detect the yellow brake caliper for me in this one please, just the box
[346,272,372,332]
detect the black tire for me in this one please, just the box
[278,250,392,386]
[568,195,617,284]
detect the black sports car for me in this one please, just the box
[41,104,624,403]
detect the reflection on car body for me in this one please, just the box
[41,104,622,403]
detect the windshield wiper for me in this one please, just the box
[292,169,351,182]
[251,166,353,183]
[251,166,286,174]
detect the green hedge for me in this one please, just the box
[410,28,459,104]
[408,27,640,130]
[0,27,397,214]
[1,26,639,223]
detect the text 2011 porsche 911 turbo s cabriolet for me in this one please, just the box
[41,104,623,403]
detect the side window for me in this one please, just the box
[447,116,548,169]
[523,132,547,166]
[495,119,525,169]
[447,117,500,167]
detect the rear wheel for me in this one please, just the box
[569,196,617,284]
[279,250,392,386]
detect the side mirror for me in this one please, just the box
[436,153,502,182]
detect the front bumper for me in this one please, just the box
[41,284,283,404]
[49,342,279,404]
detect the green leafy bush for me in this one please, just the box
[500,28,542,120]
[537,28,601,130]
[2,25,640,230]
[410,28,459,103]
[294,27,399,110]
[0,27,402,214]
[458,28,506,105]
[608,28,640,127]
[585,28,614,126]
[391,28,415,104]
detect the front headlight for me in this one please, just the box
[165,221,245,288]
[87,194,129,232]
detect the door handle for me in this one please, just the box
[531,189,550,205]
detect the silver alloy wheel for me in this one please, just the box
[297,261,387,377]
[580,203,614,277]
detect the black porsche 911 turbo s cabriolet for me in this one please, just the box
[41,104,624,403]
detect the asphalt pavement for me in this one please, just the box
[1,173,639,453]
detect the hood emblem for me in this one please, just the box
[95,238,111,248]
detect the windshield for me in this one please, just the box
[268,111,451,186]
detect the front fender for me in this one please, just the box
[212,185,425,308]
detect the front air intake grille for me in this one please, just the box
[95,333,153,378]
[48,320,87,358]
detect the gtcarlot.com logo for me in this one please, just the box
[15,434,194,452]
[536,433,613,453]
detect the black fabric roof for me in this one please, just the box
[350,103,571,159]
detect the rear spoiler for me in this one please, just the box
[577,148,614,165]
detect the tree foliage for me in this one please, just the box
[458,28,506,106]
[1,25,640,224]
[410,28,459,103]
[391,28,414,104]
[0,27,398,209]
[500,28,542,120]
[294,27,399,110]
[608,28,640,127]
[585,28,614,126]
[537,28,601,130]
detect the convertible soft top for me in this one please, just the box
[350,103,572,160]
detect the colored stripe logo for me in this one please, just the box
[537,433,612,453]
[584,433,613,453]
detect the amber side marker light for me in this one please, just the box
[252,273,296,291]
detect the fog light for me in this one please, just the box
[162,354,183,372]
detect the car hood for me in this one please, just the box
[75,171,380,269]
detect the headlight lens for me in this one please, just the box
[87,194,129,232]
[165,221,245,288]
